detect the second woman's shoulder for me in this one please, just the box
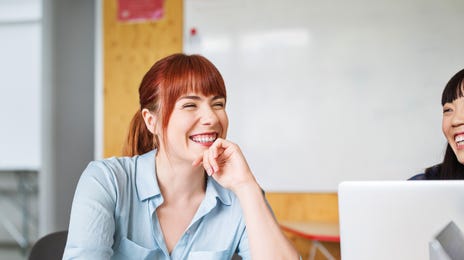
[408,173,427,180]
[409,164,441,180]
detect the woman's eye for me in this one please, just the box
[182,103,197,109]
[213,102,225,108]
[443,108,452,114]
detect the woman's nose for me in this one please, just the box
[200,106,219,125]
[452,106,464,126]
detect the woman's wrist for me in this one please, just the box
[231,179,261,200]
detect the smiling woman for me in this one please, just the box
[63,53,299,259]
[410,69,464,180]
[123,54,227,157]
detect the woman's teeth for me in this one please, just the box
[191,134,217,143]
[455,135,464,143]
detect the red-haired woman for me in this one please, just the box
[64,53,299,259]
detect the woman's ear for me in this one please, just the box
[141,108,157,134]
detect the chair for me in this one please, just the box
[28,230,68,260]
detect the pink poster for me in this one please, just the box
[118,0,165,22]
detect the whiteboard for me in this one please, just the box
[184,0,464,191]
[0,0,41,170]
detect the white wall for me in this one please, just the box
[0,0,41,170]
[0,0,41,245]
[185,0,464,191]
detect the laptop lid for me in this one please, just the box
[338,181,464,260]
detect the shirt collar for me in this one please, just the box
[135,149,161,201]
[134,149,233,206]
[189,176,233,225]
[206,176,232,206]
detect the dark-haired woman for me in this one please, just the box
[63,53,299,259]
[411,68,464,180]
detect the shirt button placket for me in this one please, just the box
[173,231,190,259]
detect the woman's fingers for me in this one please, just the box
[191,149,216,175]
[192,138,234,176]
[208,147,219,174]
[202,148,213,175]
[192,138,256,191]
[192,157,201,166]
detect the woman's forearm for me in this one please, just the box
[234,181,300,259]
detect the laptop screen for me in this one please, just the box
[338,181,464,260]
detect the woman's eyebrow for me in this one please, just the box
[179,95,201,100]
[178,95,225,101]
[212,95,225,100]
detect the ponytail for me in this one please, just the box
[122,110,156,156]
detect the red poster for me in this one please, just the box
[118,0,165,22]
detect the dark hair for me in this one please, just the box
[426,69,464,179]
[122,53,227,156]
[441,69,464,106]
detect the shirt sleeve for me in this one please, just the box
[408,173,426,180]
[63,161,118,259]
[236,225,250,259]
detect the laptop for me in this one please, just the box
[338,181,464,260]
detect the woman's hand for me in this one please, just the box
[192,138,257,192]
[193,138,300,259]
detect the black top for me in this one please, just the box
[409,164,440,180]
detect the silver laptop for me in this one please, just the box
[338,181,464,260]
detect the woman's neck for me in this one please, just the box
[155,152,206,202]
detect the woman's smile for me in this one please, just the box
[189,132,218,146]
[455,133,464,150]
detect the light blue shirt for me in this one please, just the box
[63,150,250,260]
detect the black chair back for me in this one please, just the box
[28,230,68,260]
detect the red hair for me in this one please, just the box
[123,53,227,156]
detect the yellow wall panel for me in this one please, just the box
[267,192,340,259]
[103,0,183,157]
[266,192,339,222]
